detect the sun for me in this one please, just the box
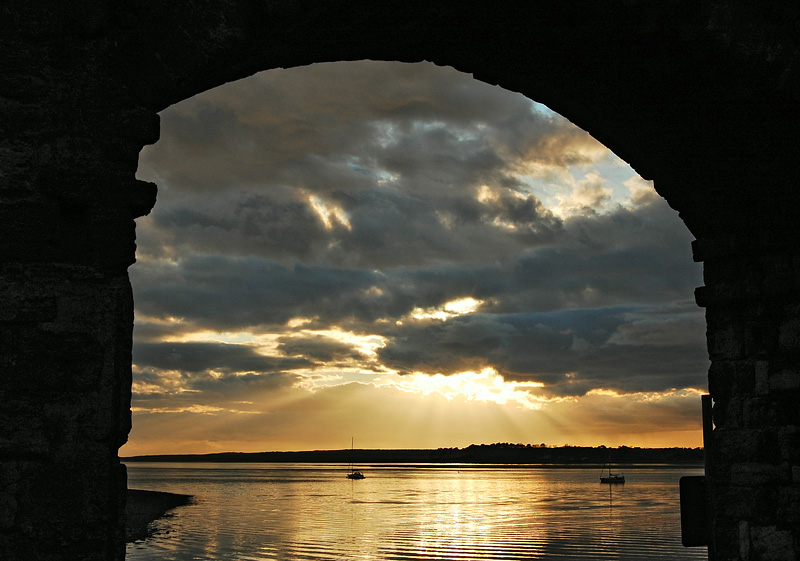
[373,368,547,410]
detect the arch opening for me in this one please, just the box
[123,60,708,457]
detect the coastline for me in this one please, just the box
[125,489,193,543]
[122,444,704,466]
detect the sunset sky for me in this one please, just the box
[121,61,707,456]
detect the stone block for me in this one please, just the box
[710,523,740,561]
[714,480,784,525]
[779,318,800,353]
[709,360,756,398]
[716,485,758,518]
[775,391,800,426]
[730,462,790,486]
[771,369,800,391]
[755,360,770,395]
[743,397,779,430]
[777,487,800,525]
[750,525,795,561]
[714,428,766,463]
[777,426,800,464]
[708,323,745,360]
[739,520,750,560]
[745,319,780,357]
[691,239,704,262]
[693,285,709,307]
[708,361,733,398]
[0,461,19,530]
[713,397,743,430]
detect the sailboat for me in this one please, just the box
[346,437,365,479]
[600,463,625,484]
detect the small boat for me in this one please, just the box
[346,437,365,480]
[600,472,625,484]
[600,464,624,484]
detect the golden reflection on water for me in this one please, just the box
[126,463,706,561]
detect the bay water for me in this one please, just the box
[126,462,707,560]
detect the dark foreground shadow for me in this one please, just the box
[125,489,193,543]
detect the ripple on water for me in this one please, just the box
[126,465,707,561]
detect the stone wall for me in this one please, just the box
[696,228,800,560]
[2,1,799,559]
[1,5,157,557]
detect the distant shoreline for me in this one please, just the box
[122,444,704,466]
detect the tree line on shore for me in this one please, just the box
[124,442,704,465]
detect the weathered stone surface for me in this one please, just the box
[755,360,770,396]
[2,2,800,560]
[708,360,755,399]
[0,462,20,531]
[750,525,796,561]
[714,428,779,465]
[730,463,791,487]
[778,427,800,465]
[779,318,800,353]
[707,322,746,361]
[777,486,800,526]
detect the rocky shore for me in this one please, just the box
[125,489,193,543]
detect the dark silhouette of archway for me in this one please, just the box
[2,2,799,559]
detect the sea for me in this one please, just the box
[125,462,707,561]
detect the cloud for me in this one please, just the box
[133,341,310,373]
[276,333,367,363]
[132,257,382,330]
[133,191,697,323]
[127,60,708,452]
[135,61,606,269]
[378,305,706,397]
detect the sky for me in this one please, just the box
[122,61,708,456]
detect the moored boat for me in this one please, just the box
[600,462,624,484]
[346,437,365,479]
[600,472,625,484]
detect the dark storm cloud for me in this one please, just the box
[140,62,537,194]
[132,257,381,329]
[136,153,562,268]
[132,192,699,334]
[276,334,365,363]
[331,186,562,268]
[135,61,590,267]
[378,306,707,397]
[133,320,188,343]
[131,366,302,412]
[378,309,614,380]
[151,193,330,261]
[133,341,311,373]
[187,370,301,401]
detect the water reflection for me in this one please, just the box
[126,463,706,560]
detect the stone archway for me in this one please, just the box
[2,2,799,560]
